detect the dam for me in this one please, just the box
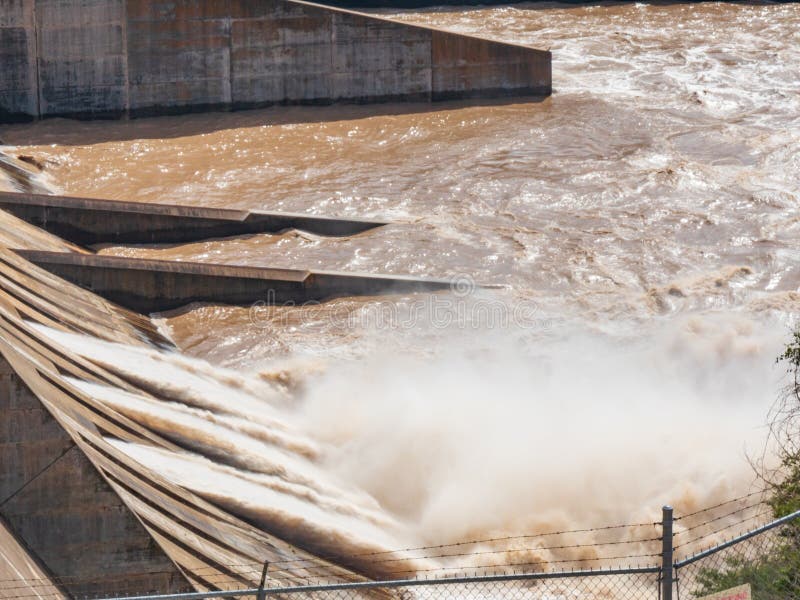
[1,0,799,599]
[0,0,551,121]
[0,205,438,596]
[0,6,550,589]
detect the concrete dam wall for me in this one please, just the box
[0,190,482,594]
[0,0,551,121]
[0,206,410,594]
[0,357,191,597]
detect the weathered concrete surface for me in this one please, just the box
[0,0,551,120]
[126,0,232,115]
[0,519,66,600]
[432,30,551,100]
[0,191,386,244]
[15,250,455,312]
[0,356,191,597]
[323,0,532,5]
[36,0,129,118]
[0,1,37,119]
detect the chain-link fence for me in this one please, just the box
[80,568,661,600]
[4,500,800,600]
[258,569,661,600]
[674,509,800,600]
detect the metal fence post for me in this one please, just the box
[661,506,674,600]
[257,562,269,600]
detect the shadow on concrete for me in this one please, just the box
[0,95,549,147]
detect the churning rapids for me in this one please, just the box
[1,0,799,578]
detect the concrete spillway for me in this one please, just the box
[0,353,190,597]
[0,190,466,312]
[0,204,482,591]
[0,239,373,596]
[0,0,551,121]
[17,250,456,313]
[0,192,387,244]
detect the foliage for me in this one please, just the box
[692,540,800,599]
[777,328,800,376]
[689,497,800,599]
[689,328,800,599]
[772,326,800,519]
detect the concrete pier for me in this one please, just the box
[16,250,456,312]
[0,191,386,244]
[0,0,551,121]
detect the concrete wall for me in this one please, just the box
[37,0,129,116]
[0,0,550,120]
[0,1,37,118]
[0,356,190,597]
[17,249,455,313]
[0,191,386,244]
[0,519,66,600]
[321,0,532,6]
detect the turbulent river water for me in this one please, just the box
[1,0,799,572]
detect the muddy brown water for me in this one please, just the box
[0,0,798,559]
[0,0,796,359]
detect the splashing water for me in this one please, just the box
[2,0,798,579]
[32,310,784,575]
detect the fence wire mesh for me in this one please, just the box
[674,513,800,599]
[0,567,663,600]
[256,568,662,600]
[6,500,800,600]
